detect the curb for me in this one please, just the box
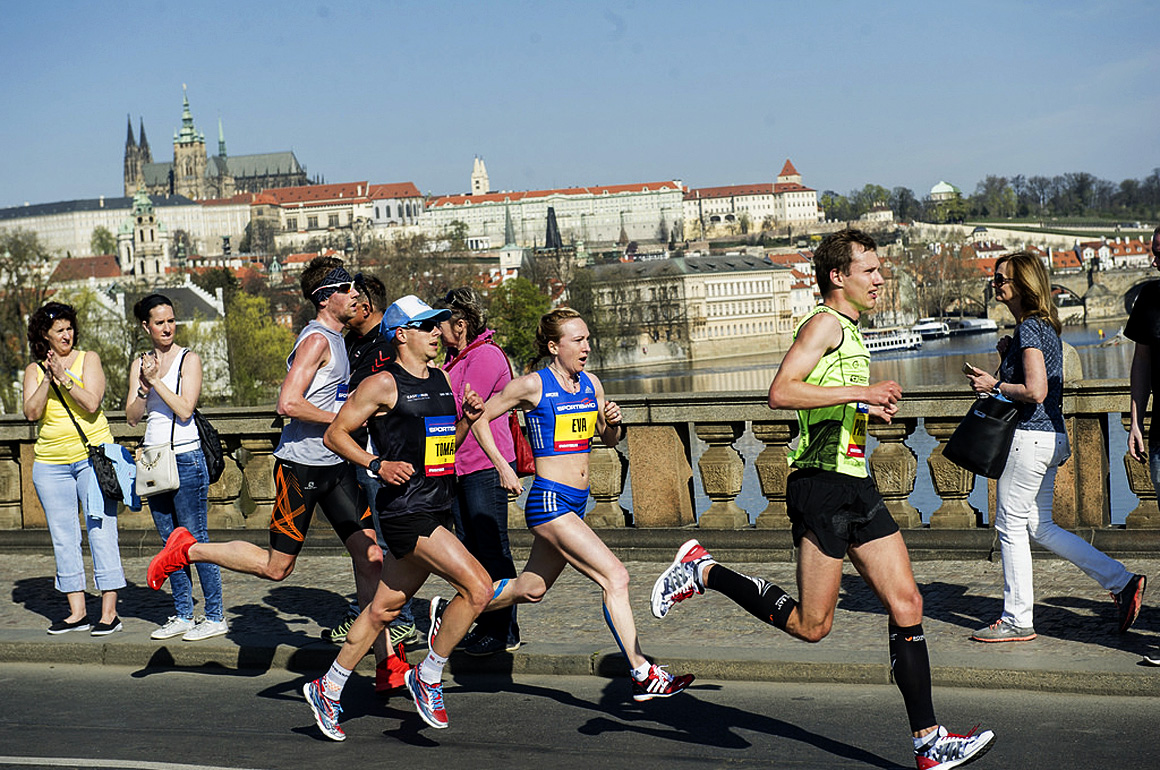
[5,638,1158,697]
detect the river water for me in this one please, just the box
[599,323,1141,525]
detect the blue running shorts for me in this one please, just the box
[524,477,589,528]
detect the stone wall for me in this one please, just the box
[1,382,1155,537]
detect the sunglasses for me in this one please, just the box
[991,275,1011,287]
[312,281,357,296]
[403,319,440,333]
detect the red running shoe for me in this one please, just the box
[631,664,695,702]
[375,641,410,694]
[147,527,197,590]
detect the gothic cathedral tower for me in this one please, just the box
[173,86,208,200]
[123,116,154,196]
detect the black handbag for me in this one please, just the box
[943,394,1020,479]
[193,410,225,483]
[45,372,124,502]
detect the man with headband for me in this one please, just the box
[148,258,387,671]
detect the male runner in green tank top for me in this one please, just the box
[651,229,995,770]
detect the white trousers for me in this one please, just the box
[995,429,1132,628]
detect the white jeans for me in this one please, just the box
[995,429,1132,628]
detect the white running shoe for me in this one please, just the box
[650,539,715,619]
[915,725,996,770]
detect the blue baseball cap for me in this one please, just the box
[381,295,452,341]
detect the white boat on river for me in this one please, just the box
[862,327,924,353]
[912,318,951,339]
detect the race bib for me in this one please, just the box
[846,402,868,459]
[423,415,456,476]
[335,383,349,403]
[553,403,597,453]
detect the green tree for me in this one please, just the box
[850,184,890,218]
[738,211,751,235]
[224,292,296,406]
[90,226,117,256]
[0,229,56,412]
[191,267,240,302]
[489,277,551,372]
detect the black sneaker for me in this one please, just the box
[454,627,482,652]
[91,617,123,636]
[1113,574,1146,633]
[463,633,520,657]
[47,617,91,635]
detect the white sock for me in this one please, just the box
[419,650,448,685]
[630,661,652,682]
[322,661,352,700]
[914,726,942,753]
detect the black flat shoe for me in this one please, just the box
[90,617,123,636]
[47,617,91,635]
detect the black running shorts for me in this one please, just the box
[378,509,454,559]
[785,468,899,559]
[268,458,372,555]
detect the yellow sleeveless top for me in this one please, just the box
[34,351,115,465]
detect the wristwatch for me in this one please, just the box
[368,458,382,474]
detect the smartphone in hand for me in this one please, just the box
[962,362,979,376]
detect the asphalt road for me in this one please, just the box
[1,663,1158,770]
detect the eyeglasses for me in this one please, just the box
[991,275,1011,287]
[404,319,439,333]
[311,281,356,296]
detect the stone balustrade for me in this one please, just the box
[1,380,1155,538]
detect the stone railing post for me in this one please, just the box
[0,444,21,529]
[924,418,981,528]
[587,444,627,528]
[695,422,748,529]
[239,436,278,528]
[869,418,921,528]
[1123,416,1159,528]
[751,421,793,529]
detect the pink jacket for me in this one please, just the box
[444,329,516,476]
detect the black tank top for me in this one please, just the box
[367,362,457,518]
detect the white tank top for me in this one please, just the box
[143,347,200,452]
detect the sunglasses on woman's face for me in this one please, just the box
[991,275,1011,287]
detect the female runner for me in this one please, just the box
[466,307,693,701]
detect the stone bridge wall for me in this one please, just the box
[0,382,1155,541]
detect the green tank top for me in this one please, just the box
[785,305,870,478]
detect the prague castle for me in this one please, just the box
[123,88,311,200]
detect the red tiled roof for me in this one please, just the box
[51,255,120,281]
[1053,250,1082,269]
[773,182,814,193]
[259,182,371,205]
[686,183,775,200]
[430,181,683,208]
[779,159,799,177]
[368,182,422,199]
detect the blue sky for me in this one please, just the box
[1,1,1156,209]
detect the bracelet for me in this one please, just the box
[137,386,149,399]
[992,382,1002,397]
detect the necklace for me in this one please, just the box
[549,362,579,393]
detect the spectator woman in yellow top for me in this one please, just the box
[22,302,125,636]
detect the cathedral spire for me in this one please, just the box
[218,115,227,158]
[177,84,202,144]
[138,118,152,161]
[125,114,136,149]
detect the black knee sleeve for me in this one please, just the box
[889,623,937,733]
[705,565,796,631]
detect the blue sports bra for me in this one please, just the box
[525,368,599,457]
